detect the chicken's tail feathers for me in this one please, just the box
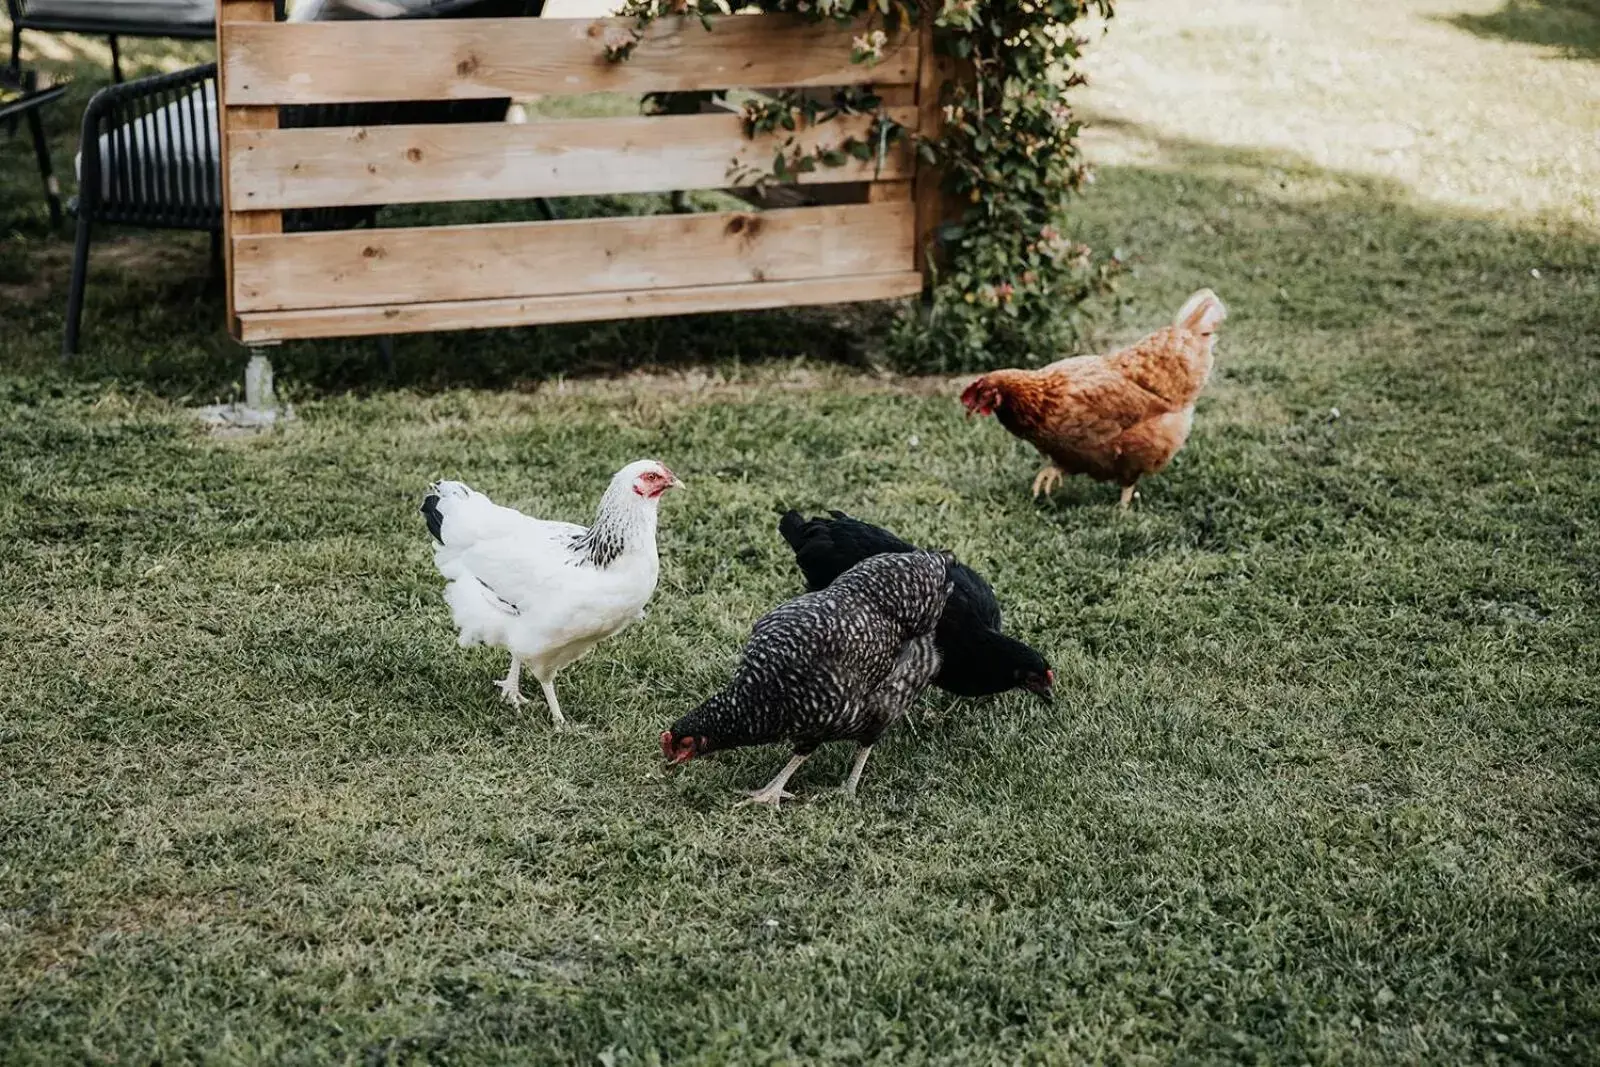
[939,552,959,598]
[921,549,960,602]
[1175,289,1227,336]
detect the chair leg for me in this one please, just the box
[63,216,93,359]
[5,32,21,139]
[377,335,395,374]
[535,198,559,221]
[25,103,62,228]
[209,229,223,278]
[109,36,122,82]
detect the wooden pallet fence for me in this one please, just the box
[216,0,955,343]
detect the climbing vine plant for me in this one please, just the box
[609,0,1120,370]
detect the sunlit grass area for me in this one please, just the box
[1,1,1597,1062]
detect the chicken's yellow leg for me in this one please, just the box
[739,753,809,808]
[1031,464,1064,498]
[494,656,527,707]
[841,745,874,797]
[1119,484,1137,510]
[539,677,568,729]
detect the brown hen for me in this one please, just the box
[960,289,1227,508]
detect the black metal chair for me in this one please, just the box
[5,0,215,83]
[62,0,545,356]
[1,64,70,225]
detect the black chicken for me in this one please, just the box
[661,552,953,806]
[778,510,1053,703]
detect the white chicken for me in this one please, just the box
[421,459,682,727]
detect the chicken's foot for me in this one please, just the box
[739,753,809,808]
[841,745,874,797]
[1118,484,1137,510]
[539,678,569,729]
[1031,464,1064,499]
[494,656,527,707]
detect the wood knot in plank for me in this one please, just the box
[362,246,386,260]
[725,215,762,238]
[406,147,424,163]
[456,54,481,77]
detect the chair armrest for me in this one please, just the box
[76,62,219,226]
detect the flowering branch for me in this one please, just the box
[605,0,1122,369]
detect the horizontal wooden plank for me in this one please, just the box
[232,202,915,312]
[221,15,916,105]
[235,271,924,342]
[228,107,917,210]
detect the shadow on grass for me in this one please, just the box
[0,25,888,392]
[2,87,1597,399]
[1442,0,1600,60]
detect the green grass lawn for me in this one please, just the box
[3,1,1599,1063]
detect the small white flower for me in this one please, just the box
[852,29,888,62]
[1530,268,1541,278]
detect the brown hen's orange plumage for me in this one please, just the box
[960,289,1227,507]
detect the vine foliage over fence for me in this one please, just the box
[611,0,1119,370]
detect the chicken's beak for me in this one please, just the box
[1024,670,1055,704]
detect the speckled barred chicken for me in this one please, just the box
[662,552,955,806]
[779,509,1053,702]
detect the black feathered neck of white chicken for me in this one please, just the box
[572,459,680,568]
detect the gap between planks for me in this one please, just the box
[228,107,918,210]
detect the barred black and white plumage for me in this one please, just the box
[661,551,954,806]
[778,509,1054,702]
